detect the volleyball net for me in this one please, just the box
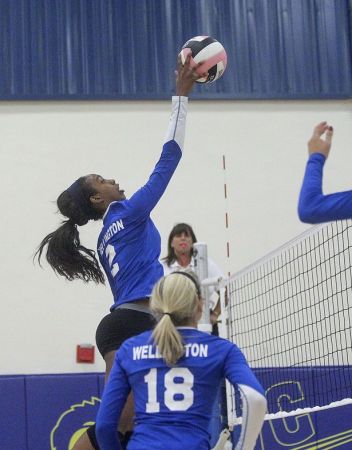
[218,220,352,425]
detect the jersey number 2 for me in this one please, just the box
[105,244,119,277]
[144,367,194,412]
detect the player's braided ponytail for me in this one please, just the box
[150,271,201,365]
[35,177,105,283]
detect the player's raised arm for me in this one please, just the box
[298,123,352,223]
[164,54,207,149]
[126,55,207,217]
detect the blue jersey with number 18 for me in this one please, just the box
[96,328,265,450]
[97,140,181,310]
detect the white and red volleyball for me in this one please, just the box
[179,36,227,83]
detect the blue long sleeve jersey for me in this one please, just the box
[96,328,265,450]
[97,97,188,309]
[298,153,352,224]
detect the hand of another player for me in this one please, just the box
[175,54,208,97]
[308,121,334,158]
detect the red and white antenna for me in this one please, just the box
[222,154,231,277]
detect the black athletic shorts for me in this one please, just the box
[95,304,156,357]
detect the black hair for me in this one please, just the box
[163,223,197,266]
[35,176,105,283]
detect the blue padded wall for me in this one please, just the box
[0,372,220,450]
[255,403,352,449]
[0,0,351,99]
[241,367,352,449]
[1,368,352,449]
[25,374,101,450]
[0,376,27,449]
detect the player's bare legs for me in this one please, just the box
[71,432,93,450]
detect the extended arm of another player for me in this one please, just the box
[235,384,266,450]
[95,354,131,450]
[126,96,188,217]
[298,153,352,223]
[224,345,267,450]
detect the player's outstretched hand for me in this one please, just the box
[308,121,334,158]
[175,54,208,97]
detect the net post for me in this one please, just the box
[193,242,212,333]
[218,280,236,432]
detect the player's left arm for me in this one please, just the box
[298,153,352,223]
[95,352,131,450]
[126,97,188,219]
[223,344,265,397]
[223,344,267,449]
[235,384,267,450]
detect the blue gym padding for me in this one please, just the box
[25,373,101,450]
[255,367,316,411]
[1,367,352,449]
[255,403,352,449]
[239,367,352,449]
[312,366,352,406]
[0,376,27,450]
[313,403,352,449]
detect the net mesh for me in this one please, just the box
[221,220,352,419]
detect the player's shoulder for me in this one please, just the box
[205,333,242,358]
[208,333,235,348]
[182,328,233,348]
[102,200,127,222]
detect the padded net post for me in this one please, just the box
[193,242,212,333]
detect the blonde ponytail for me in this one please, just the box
[150,272,200,366]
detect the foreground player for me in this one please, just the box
[96,272,267,450]
[36,56,204,450]
[298,121,352,223]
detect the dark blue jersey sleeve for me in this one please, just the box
[298,153,352,224]
[95,351,130,450]
[223,344,265,396]
[126,140,182,219]
[107,140,181,221]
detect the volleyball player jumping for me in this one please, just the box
[36,55,205,450]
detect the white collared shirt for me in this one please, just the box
[160,257,223,309]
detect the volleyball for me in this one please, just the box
[179,36,227,83]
